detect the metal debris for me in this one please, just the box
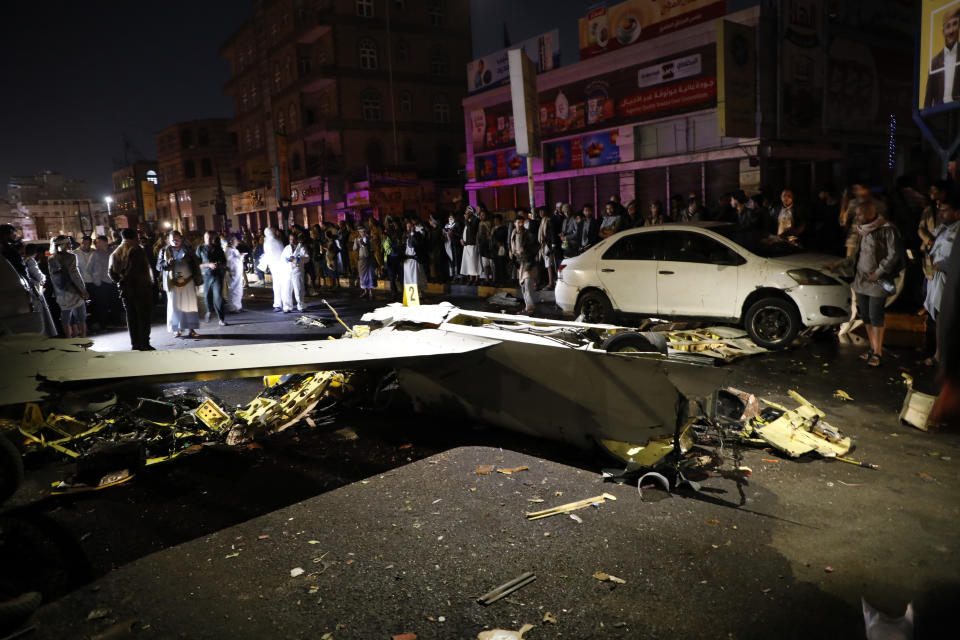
[477,572,537,606]
[525,493,617,520]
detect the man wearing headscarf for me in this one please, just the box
[48,235,89,338]
[460,205,481,284]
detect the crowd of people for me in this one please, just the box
[0,175,956,397]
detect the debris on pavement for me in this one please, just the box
[295,314,328,328]
[542,612,557,624]
[899,373,936,431]
[748,391,852,458]
[477,572,537,605]
[636,471,671,500]
[525,493,617,520]
[477,623,535,640]
[290,567,305,577]
[663,326,768,363]
[475,465,494,475]
[497,465,529,474]
[569,513,583,524]
[833,389,854,402]
[487,292,521,307]
[593,571,627,584]
[87,608,110,621]
[391,633,418,640]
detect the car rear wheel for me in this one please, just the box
[576,290,613,324]
[744,297,800,350]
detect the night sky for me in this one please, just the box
[2,0,719,201]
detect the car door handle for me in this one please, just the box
[658,270,674,275]
[601,268,615,273]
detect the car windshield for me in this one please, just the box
[710,225,806,258]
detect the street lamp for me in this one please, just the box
[105,196,113,217]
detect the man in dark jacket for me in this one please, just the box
[108,228,155,351]
[579,205,600,252]
[197,231,228,326]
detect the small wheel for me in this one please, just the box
[602,331,667,355]
[576,290,613,324]
[744,297,800,350]
[0,433,24,504]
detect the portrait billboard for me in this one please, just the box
[467,30,559,95]
[920,0,960,112]
[578,0,726,60]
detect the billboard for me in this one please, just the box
[578,0,726,60]
[717,20,757,138]
[779,0,825,139]
[920,0,960,111]
[467,30,559,94]
[141,180,156,221]
[471,44,717,155]
[509,48,541,157]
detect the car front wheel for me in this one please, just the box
[744,297,800,350]
[576,290,613,324]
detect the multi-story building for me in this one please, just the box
[110,162,159,231]
[462,0,916,213]
[5,171,96,240]
[155,119,240,232]
[220,0,472,229]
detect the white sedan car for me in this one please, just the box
[555,222,850,349]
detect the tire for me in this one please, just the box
[602,331,667,355]
[576,290,613,324]
[0,433,24,504]
[744,297,801,350]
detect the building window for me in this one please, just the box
[274,63,282,90]
[426,0,444,26]
[184,160,196,179]
[361,90,382,121]
[394,0,406,10]
[181,129,193,149]
[430,49,448,75]
[289,103,298,130]
[403,139,415,162]
[241,89,249,111]
[356,0,373,17]
[254,125,262,148]
[396,39,408,64]
[359,38,378,70]
[245,127,253,151]
[198,128,210,146]
[277,110,286,134]
[399,90,412,113]
[298,55,312,77]
[147,170,158,185]
[433,94,450,123]
[201,158,213,177]
[292,151,302,171]
[270,23,278,43]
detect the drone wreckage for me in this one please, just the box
[0,303,861,494]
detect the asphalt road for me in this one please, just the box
[2,288,959,638]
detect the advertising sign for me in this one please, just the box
[578,0,726,60]
[472,44,717,155]
[141,180,157,221]
[509,48,541,157]
[920,0,960,111]
[717,20,757,138]
[467,30,559,94]
[780,0,824,138]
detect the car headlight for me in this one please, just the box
[787,268,840,286]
